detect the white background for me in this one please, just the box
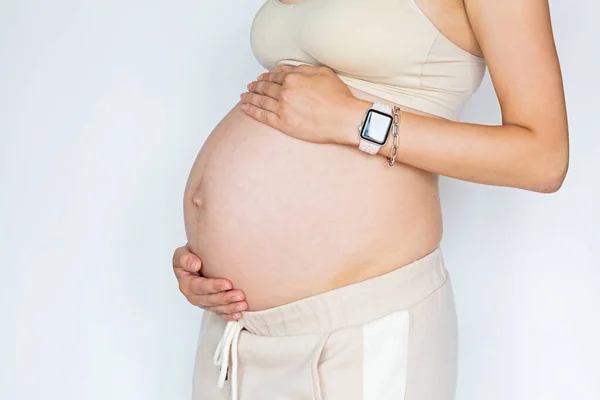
[1,1,598,399]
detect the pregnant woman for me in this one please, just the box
[174,0,569,399]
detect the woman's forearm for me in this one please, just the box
[342,98,569,193]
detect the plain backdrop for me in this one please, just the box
[1,1,598,399]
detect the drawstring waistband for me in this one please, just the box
[210,246,447,398]
[213,320,245,400]
[241,246,446,337]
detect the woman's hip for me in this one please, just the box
[192,245,458,400]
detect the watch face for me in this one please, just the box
[360,109,393,145]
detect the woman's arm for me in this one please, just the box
[364,0,569,193]
[241,0,569,193]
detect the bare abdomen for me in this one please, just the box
[183,95,443,310]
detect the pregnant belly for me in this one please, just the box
[183,97,442,310]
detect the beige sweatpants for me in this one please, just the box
[192,246,458,400]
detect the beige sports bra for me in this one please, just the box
[250,0,487,121]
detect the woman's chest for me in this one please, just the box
[250,0,442,76]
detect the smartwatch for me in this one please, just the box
[358,102,394,155]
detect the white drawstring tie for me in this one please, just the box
[213,320,245,400]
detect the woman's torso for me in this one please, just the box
[183,0,485,311]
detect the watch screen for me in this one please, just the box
[360,110,393,145]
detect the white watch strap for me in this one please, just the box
[358,102,392,155]
[371,102,392,115]
[358,139,380,154]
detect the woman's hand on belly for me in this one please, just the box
[172,244,247,321]
[240,64,370,147]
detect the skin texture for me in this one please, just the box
[174,0,568,320]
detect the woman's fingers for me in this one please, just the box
[175,269,232,296]
[257,71,288,85]
[205,302,247,319]
[172,245,202,273]
[172,244,234,294]
[268,64,322,75]
[256,71,303,87]
[186,293,248,314]
[186,286,247,320]
[247,80,282,99]
[185,286,245,307]
[172,244,245,321]
[240,92,278,114]
[188,274,237,296]
[240,103,280,130]
[268,63,296,74]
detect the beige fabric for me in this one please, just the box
[192,245,458,400]
[250,0,486,121]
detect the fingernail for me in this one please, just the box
[233,313,242,319]
[233,295,243,301]
[241,104,249,110]
[220,284,231,291]
[240,92,246,99]
[247,82,252,90]
[235,304,246,311]
[187,259,198,271]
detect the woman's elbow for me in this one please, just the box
[530,139,570,194]
[536,163,568,193]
